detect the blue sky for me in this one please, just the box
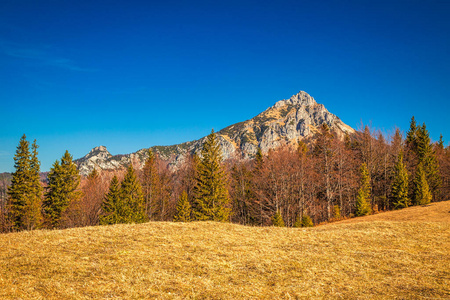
[1,0,449,172]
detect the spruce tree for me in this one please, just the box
[391,152,410,209]
[355,163,372,216]
[43,150,81,228]
[173,191,191,222]
[418,124,441,200]
[437,134,444,150]
[413,163,432,205]
[333,205,341,220]
[301,214,314,227]
[416,124,431,162]
[99,175,120,225]
[406,116,417,151]
[254,147,264,171]
[7,134,32,230]
[117,165,147,224]
[193,129,230,221]
[25,139,43,230]
[271,210,285,227]
[295,214,313,227]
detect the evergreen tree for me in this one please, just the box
[355,163,372,216]
[406,116,417,151]
[437,134,444,150]
[173,191,191,222]
[7,134,32,230]
[141,149,160,219]
[416,123,431,162]
[99,175,120,225]
[26,139,43,230]
[301,214,314,227]
[43,150,81,228]
[333,205,341,220]
[391,152,410,209]
[271,210,285,227]
[294,214,313,227]
[193,129,230,221]
[254,147,264,171]
[117,165,147,224]
[417,124,441,200]
[413,163,432,205]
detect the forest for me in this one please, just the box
[1,116,449,232]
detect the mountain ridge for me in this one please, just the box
[75,91,355,175]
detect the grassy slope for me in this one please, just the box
[1,202,449,299]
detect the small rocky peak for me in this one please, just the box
[288,91,317,106]
[91,145,108,153]
[84,145,111,159]
[273,91,317,108]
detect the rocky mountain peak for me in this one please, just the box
[77,145,115,175]
[273,91,316,108]
[83,145,111,159]
[75,91,356,175]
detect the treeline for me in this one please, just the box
[1,117,449,232]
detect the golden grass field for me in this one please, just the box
[1,201,449,299]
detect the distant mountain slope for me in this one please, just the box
[75,91,355,175]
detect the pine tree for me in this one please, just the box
[173,191,191,222]
[193,129,230,221]
[99,175,120,225]
[117,165,147,224]
[437,134,444,150]
[406,116,417,151]
[416,124,431,162]
[7,134,32,230]
[333,205,341,220]
[43,150,81,228]
[271,210,285,227]
[254,147,264,171]
[301,214,314,227]
[391,152,410,209]
[25,139,43,230]
[419,124,441,200]
[413,163,432,205]
[141,149,160,219]
[294,214,313,227]
[355,163,372,216]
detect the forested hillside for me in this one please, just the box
[1,115,449,232]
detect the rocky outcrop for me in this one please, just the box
[77,146,129,175]
[217,91,354,157]
[75,91,355,175]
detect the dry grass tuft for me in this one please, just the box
[1,202,449,299]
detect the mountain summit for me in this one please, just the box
[76,91,355,175]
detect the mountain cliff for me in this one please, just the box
[75,91,355,175]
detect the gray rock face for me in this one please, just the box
[77,146,130,175]
[75,91,355,175]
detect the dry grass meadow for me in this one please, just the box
[1,201,449,299]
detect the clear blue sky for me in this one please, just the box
[1,0,449,172]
